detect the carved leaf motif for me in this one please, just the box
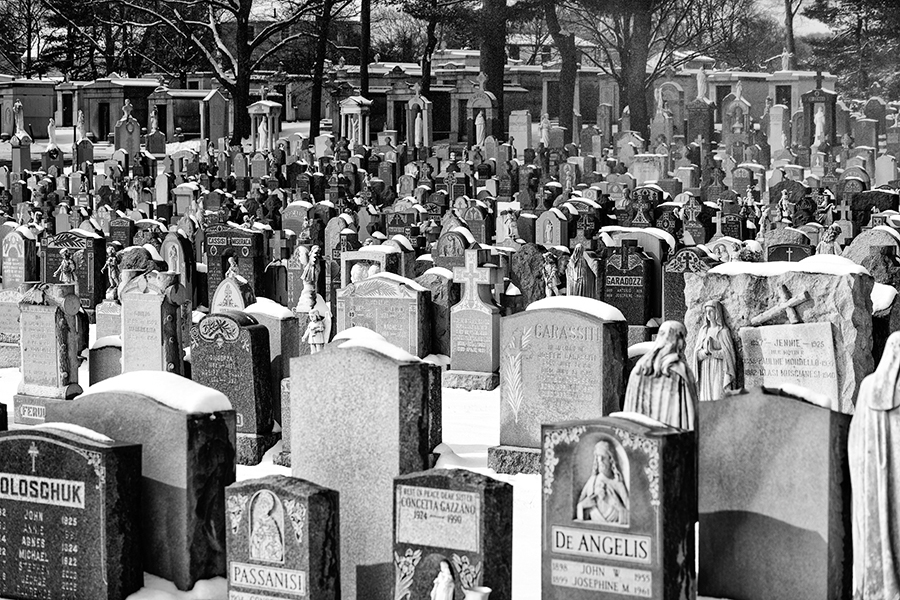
[283,498,307,543]
[502,326,531,423]
[452,554,483,589]
[226,494,248,533]
[394,549,422,600]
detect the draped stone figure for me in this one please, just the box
[623,321,699,431]
[849,331,900,600]
[691,300,737,402]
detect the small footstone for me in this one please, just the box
[442,370,499,391]
[237,430,281,465]
[487,445,540,474]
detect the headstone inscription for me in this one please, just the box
[685,257,874,414]
[489,296,628,475]
[46,372,237,591]
[393,469,512,600]
[699,388,851,600]
[542,415,696,600]
[290,339,439,600]
[0,425,143,600]
[120,270,188,375]
[191,312,277,465]
[14,284,83,425]
[337,272,431,358]
[226,475,340,600]
[445,249,502,390]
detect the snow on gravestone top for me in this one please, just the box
[245,297,295,320]
[332,326,388,344]
[423,266,454,279]
[82,371,232,413]
[600,225,677,250]
[526,295,627,321]
[872,282,897,314]
[337,337,422,364]
[366,271,428,292]
[709,254,869,277]
[34,422,114,442]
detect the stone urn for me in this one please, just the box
[463,587,492,600]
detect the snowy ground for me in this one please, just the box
[0,324,728,600]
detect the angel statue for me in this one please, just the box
[100,245,121,300]
[294,245,322,313]
[75,110,86,144]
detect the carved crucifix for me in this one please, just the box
[750,284,811,326]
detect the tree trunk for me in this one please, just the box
[480,0,506,136]
[419,13,439,97]
[544,2,577,142]
[784,0,796,70]
[309,0,335,139]
[360,0,370,96]
[230,74,251,147]
[623,2,652,139]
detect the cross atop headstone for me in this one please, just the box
[412,81,422,97]
[815,70,824,90]
[261,85,269,101]
[475,72,488,91]
[750,284,811,325]
[122,100,133,119]
[682,197,702,222]
[453,248,498,306]
[269,230,294,260]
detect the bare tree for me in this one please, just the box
[567,0,759,137]
[88,0,352,144]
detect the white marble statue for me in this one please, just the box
[814,105,826,147]
[475,111,486,146]
[47,118,58,149]
[539,113,551,147]
[849,331,900,599]
[696,66,708,101]
[257,117,269,151]
[75,110,86,143]
[691,300,736,402]
[414,112,423,147]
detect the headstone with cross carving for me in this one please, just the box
[0,425,143,600]
[685,259,873,414]
[445,248,502,390]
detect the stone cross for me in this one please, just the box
[413,82,422,97]
[28,442,39,473]
[750,284,811,325]
[682,198,702,223]
[475,72,488,91]
[815,70,824,90]
[269,230,293,260]
[453,248,498,307]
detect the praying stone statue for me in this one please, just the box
[475,111,486,147]
[849,331,900,600]
[540,113,551,147]
[47,118,58,149]
[691,300,736,402]
[696,66,708,101]
[813,105,826,148]
[75,109,86,143]
[258,117,269,151]
[150,106,159,133]
[414,112,423,147]
[623,321,698,431]
[12,100,26,137]
[542,252,560,297]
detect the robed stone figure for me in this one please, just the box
[623,321,699,431]
[849,331,900,599]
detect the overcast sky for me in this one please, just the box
[757,0,831,35]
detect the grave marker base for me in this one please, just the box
[442,369,499,391]
[13,394,72,425]
[487,445,540,474]
[236,430,282,465]
[0,343,17,367]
